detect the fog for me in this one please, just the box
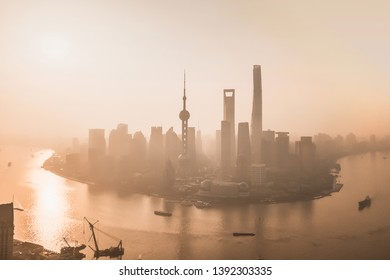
[1,0,390,144]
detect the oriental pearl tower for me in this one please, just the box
[178,71,190,176]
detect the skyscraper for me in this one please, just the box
[223,89,236,165]
[237,122,251,163]
[108,129,119,157]
[215,129,221,165]
[236,122,251,181]
[164,127,181,168]
[251,65,262,164]
[116,123,129,157]
[149,126,164,171]
[88,128,106,167]
[188,127,196,164]
[298,136,316,173]
[262,129,276,167]
[221,120,231,177]
[275,132,289,169]
[131,131,147,171]
[196,129,203,159]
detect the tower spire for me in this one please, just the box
[183,70,187,109]
[179,70,190,157]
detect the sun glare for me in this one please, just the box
[40,35,69,63]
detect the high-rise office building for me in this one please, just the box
[196,129,203,159]
[275,132,289,169]
[108,123,129,159]
[223,89,236,165]
[251,65,262,164]
[149,126,164,171]
[237,122,251,163]
[236,122,251,181]
[108,123,130,158]
[215,129,221,165]
[116,123,129,157]
[164,127,181,168]
[313,133,332,159]
[108,129,119,157]
[188,127,196,167]
[298,136,316,173]
[131,131,147,171]
[107,125,131,176]
[262,130,276,167]
[88,129,106,167]
[250,164,267,187]
[221,121,231,177]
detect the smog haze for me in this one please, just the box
[1,0,390,142]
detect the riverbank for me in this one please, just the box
[6,146,390,260]
[42,154,342,206]
[12,239,85,260]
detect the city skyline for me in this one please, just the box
[2,0,390,264]
[1,0,390,142]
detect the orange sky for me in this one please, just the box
[1,0,389,142]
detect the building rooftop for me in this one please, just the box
[0,203,14,224]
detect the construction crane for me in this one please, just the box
[84,217,124,259]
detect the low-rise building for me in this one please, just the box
[198,180,250,198]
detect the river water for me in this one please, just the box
[1,145,390,259]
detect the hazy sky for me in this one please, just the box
[1,0,389,141]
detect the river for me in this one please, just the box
[1,145,390,259]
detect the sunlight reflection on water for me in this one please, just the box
[3,146,390,259]
[27,154,71,251]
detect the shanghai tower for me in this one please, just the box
[251,65,262,164]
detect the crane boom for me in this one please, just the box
[84,217,100,253]
[63,238,71,248]
[93,225,122,241]
[83,217,124,259]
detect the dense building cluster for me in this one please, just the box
[59,66,390,196]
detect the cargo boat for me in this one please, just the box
[358,196,371,210]
[232,232,255,237]
[154,210,172,217]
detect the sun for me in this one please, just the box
[40,35,69,63]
